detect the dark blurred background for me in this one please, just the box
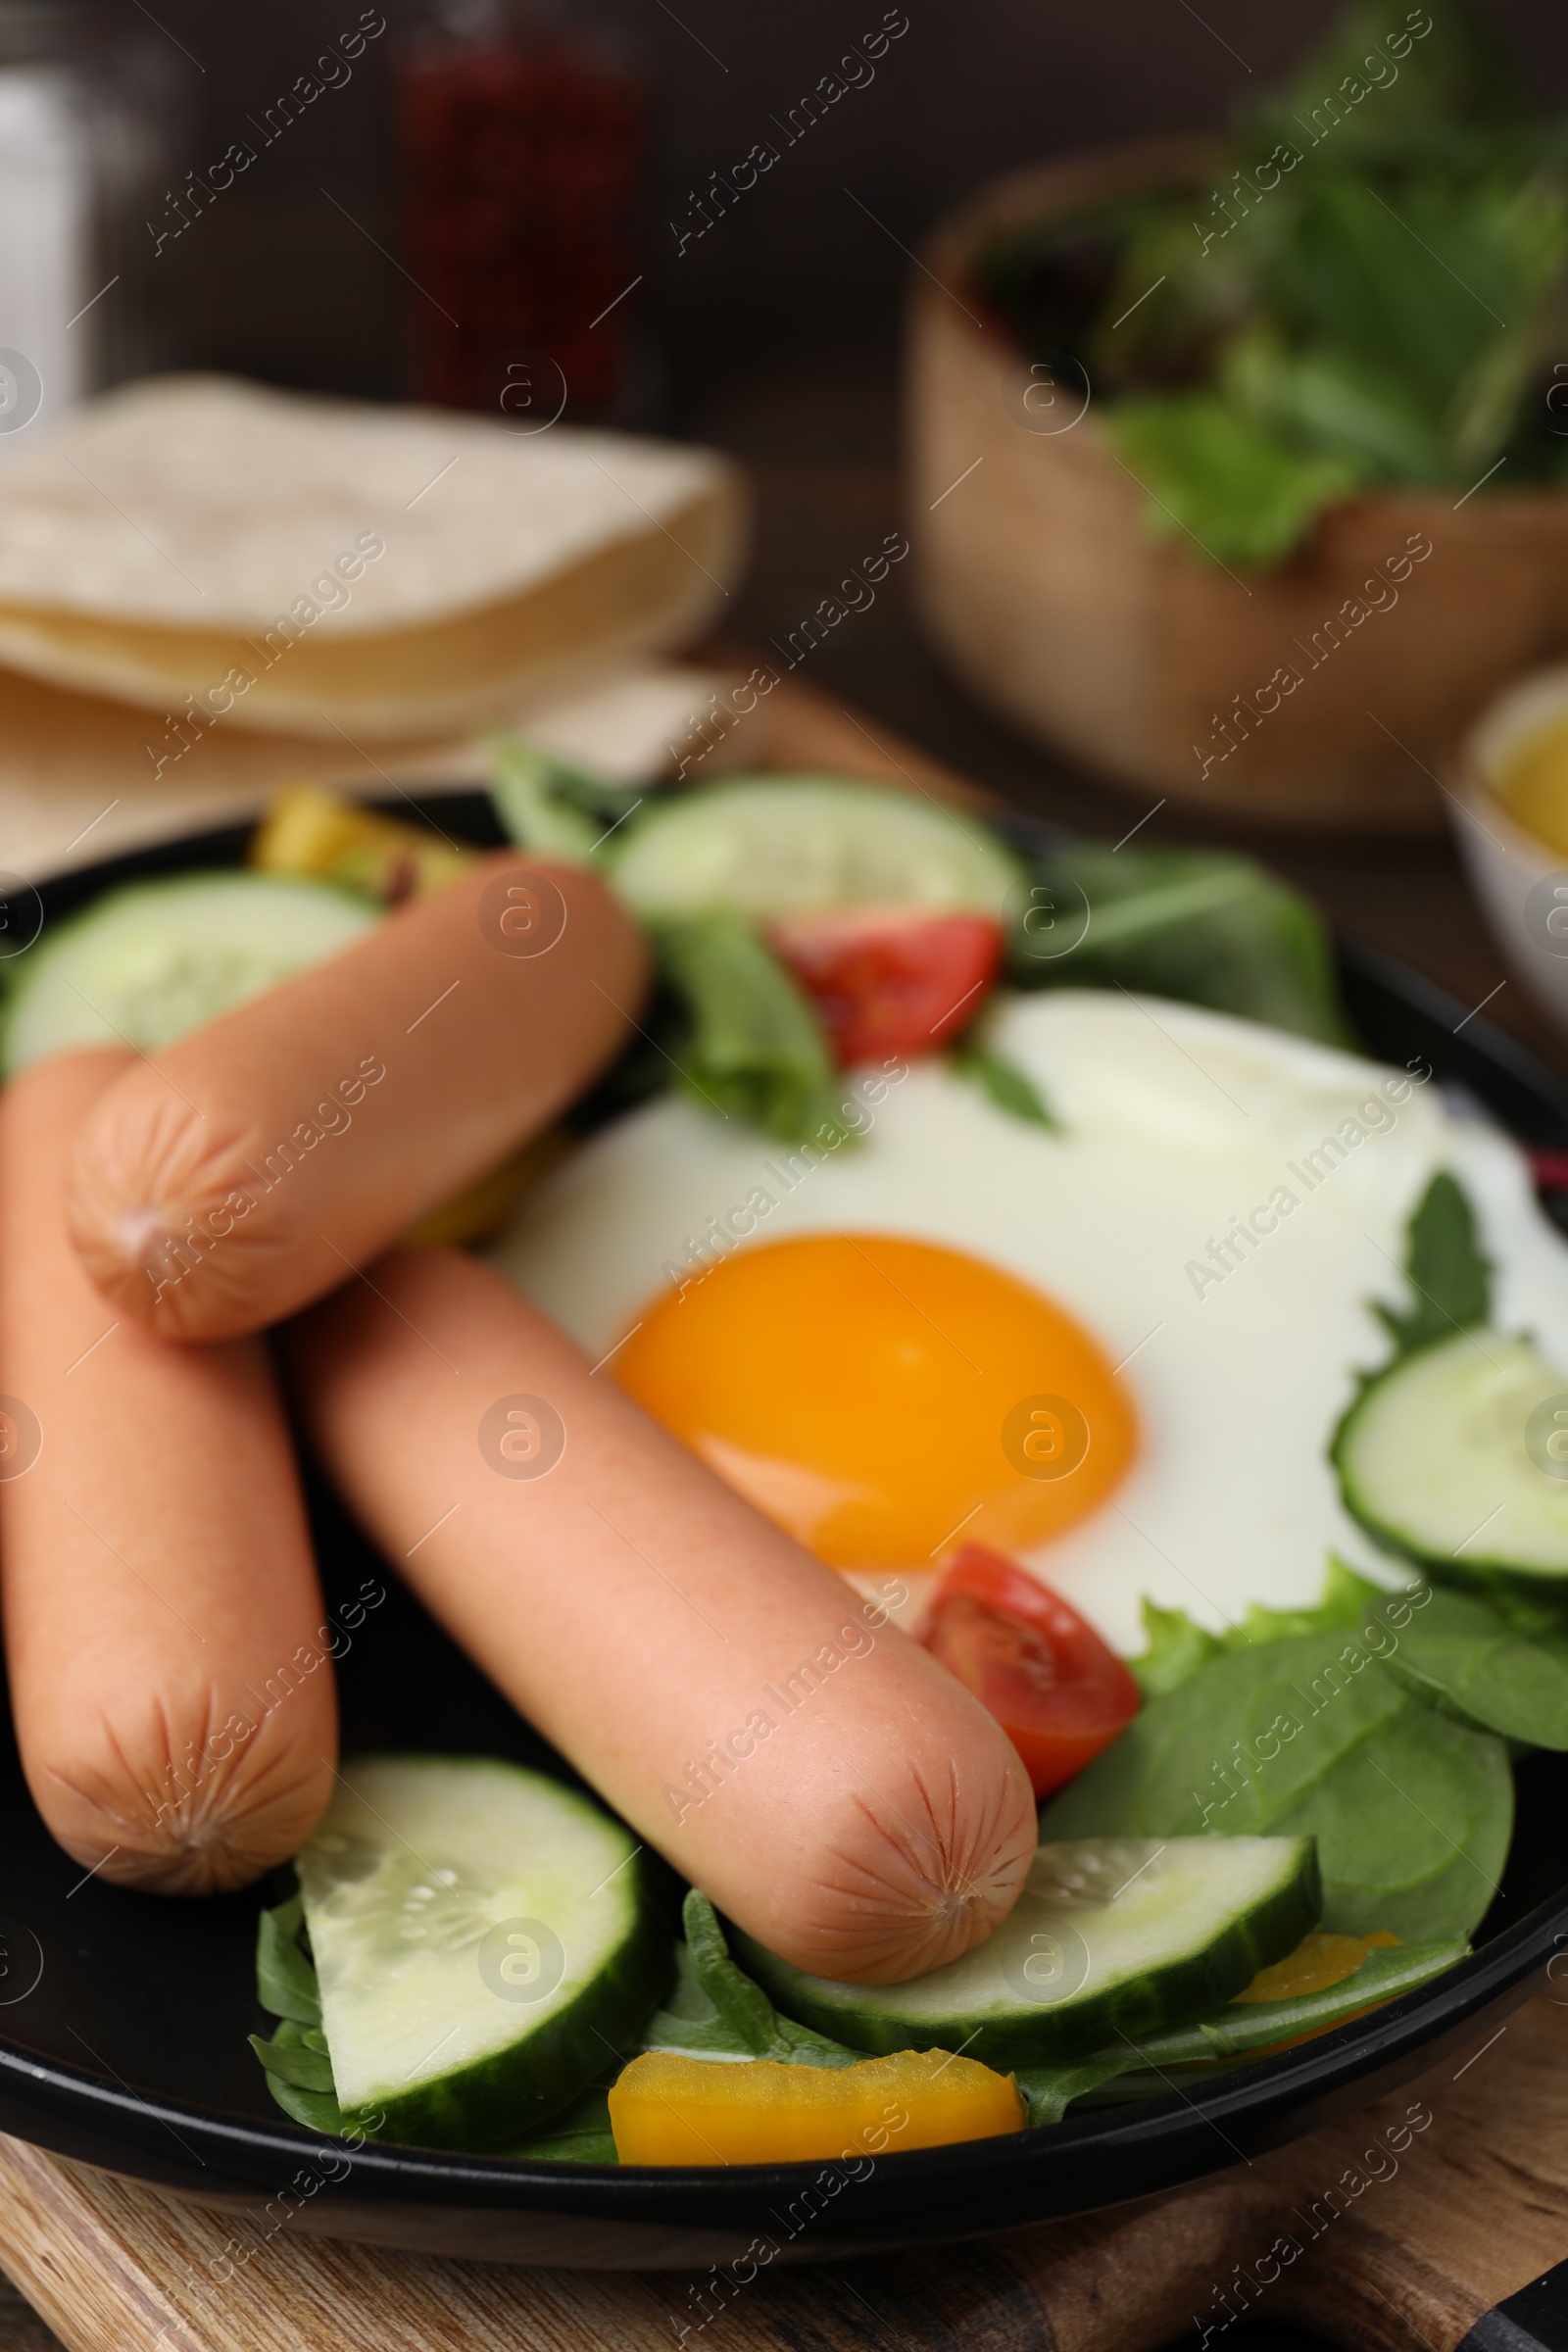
[122,0,1568,395]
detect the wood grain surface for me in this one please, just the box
[0,1993,1560,2352]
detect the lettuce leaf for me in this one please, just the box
[1106,393,1363,569]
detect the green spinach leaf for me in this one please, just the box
[1383,1585,1568,1746]
[1019,1935,1466,2119]
[1136,1935,1470,2065]
[1042,1629,1511,1939]
[1011,840,1350,1048]
[1013,2051,1136,2126]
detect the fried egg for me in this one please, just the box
[492,991,1568,1651]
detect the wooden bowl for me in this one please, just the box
[906,140,1568,835]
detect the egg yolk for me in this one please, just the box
[612,1232,1137,1570]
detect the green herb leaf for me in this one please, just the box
[679,1888,778,2055]
[256,1894,321,2026]
[1042,1629,1512,1940]
[249,2022,337,2095]
[1373,1171,1493,1359]
[503,2082,619,2165]
[489,737,623,864]
[1018,1936,1466,2121]
[263,2077,347,2133]
[1013,2051,1136,2126]
[1382,1584,1568,1746]
[1011,841,1350,1048]
[666,1892,862,2069]
[1244,1,1528,160]
[949,1037,1060,1129]
[653,913,851,1146]
[1140,1935,1469,2065]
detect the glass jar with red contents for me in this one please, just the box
[396,0,646,421]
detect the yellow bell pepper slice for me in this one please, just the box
[1233,1929,1400,2006]
[251,783,473,905]
[609,2049,1025,2166]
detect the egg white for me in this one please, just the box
[491,991,1568,1653]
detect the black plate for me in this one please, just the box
[2,798,1567,2271]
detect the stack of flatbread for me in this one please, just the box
[0,374,749,877]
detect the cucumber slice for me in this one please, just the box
[607,776,1025,921]
[736,1835,1320,2067]
[297,1756,668,2150]
[1334,1330,1568,1589]
[1,872,378,1076]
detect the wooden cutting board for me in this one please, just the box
[0,1990,1563,2352]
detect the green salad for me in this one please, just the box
[975,0,1568,566]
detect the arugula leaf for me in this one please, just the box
[1107,392,1363,568]
[256,1894,321,2026]
[1267,172,1568,463]
[1012,840,1350,1048]
[1372,1170,1493,1359]
[654,914,851,1147]
[1042,1628,1512,1939]
[250,1892,347,2129]
[1013,2052,1135,2126]
[678,1886,779,2053]
[662,1892,862,2069]
[489,736,644,864]
[1222,322,1451,484]
[949,1037,1060,1129]
[249,2021,336,2095]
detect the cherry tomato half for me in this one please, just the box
[768,908,1004,1066]
[917,1545,1141,1799]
